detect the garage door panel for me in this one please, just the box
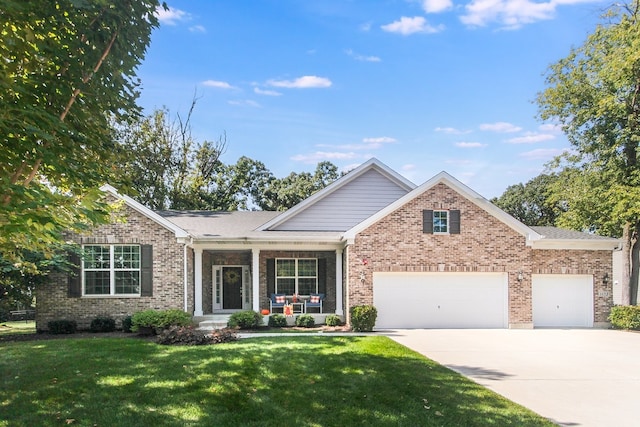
[373,272,508,329]
[532,274,593,327]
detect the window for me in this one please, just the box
[275,258,317,295]
[433,210,448,233]
[83,245,141,295]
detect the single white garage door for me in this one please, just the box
[532,274,593,327]
[373,272,508,329]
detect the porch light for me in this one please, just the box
[360,272,366,283]
[603,272,609,285]
[517,271,523,282]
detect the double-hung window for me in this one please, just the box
[83,245,141,296]
[433,210,448,233]
[423,209,461,234]
[275,258,317,295]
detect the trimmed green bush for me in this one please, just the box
[268,313,287,328]
[48,319,77,334]
[122,315,133,333]
[295,314,315,328]
[609,305,640,330]
[90,316,116,333]
[227,310,263,329]
[325,314,342,327]
[131,309,191,333]
[350,305,377,332]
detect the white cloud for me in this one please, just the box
[435,126,471,134]
[228,100,261,108]
[317,136,397,151]
[202,80,236,90]
[189,25,206,33]
[422,0,453,13]
[345,49,381,62]
[455,141,487,148]
[291,151,360,163]
[381,16,445,35]
[539,123,562,133]
[506,133,556,144]
[402,164,417,171]
[362,136,397,144]
[254,87,282,96]
[479,122,522,133]
[459,0,596,29]
[155,7,190,25]
[267,75,332,89]
[519,148,567,160]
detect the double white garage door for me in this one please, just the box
[373,272,593,329]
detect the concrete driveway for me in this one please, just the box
[387,329,640,427]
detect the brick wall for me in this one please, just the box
[347,183,613,327]
[36,202,186,331]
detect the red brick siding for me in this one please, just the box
[36,202,185,330]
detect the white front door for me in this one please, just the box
[213,265,251,311]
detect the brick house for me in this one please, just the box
[37,158,620,330]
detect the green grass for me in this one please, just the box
[0,320,36,336]
[0,336,554,426]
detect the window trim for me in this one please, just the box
[433,210,449,234]
[275,258,318,295]
[82,244,141,297]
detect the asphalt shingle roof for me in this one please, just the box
[531,226,619,241]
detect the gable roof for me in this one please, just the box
[343,171,541,243]
[100,184,190,240]
[530,226,620,250]
[259,158,416,231]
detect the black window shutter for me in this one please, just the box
[266,258,275,296]
[450,210,461,234]
[423,210,434,234]
[67,250,81,297]
[140,245,153,296]
[317,258,326,295]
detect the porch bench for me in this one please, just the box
[9,309,35,321]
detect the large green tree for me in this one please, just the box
[537,1,640,304]
[491,174,563,226]
[0,0,163,272]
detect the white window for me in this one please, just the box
[275,258,317,295]
[83,245,141,295]
[433,210,448,233]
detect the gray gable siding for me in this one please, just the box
[272,169,410,231]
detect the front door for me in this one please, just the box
[222,267,243,309]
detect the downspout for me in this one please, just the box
[183,243,188,312]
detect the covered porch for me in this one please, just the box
[191,244,345,318]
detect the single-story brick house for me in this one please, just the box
[37,158,620,330]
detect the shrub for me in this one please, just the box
[122,315,133,333]
[295,314,315,328]
[609,305,640,330]
[350,305,377,332]
[227,310,263,329]
[48,319,77,334]
[268,313,287,328]
[90,316,116,333]
[131,309,192,334]
[325,314,342,327]
[156,325,238,346]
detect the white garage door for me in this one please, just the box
[532,274,593,327]
[373,272,508,329]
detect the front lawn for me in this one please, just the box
[0,336,553,426]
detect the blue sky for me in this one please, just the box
[137,0,608,198]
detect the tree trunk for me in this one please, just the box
[631,223,640,305]
[621,222,632,305]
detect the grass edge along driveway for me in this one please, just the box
[0,335,554,426]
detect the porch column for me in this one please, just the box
[252,248,260,312]
[335,248,344,315]
[194,247,203,316]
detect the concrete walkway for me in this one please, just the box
[386,329,640,427]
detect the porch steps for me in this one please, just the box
[195,315,230,331]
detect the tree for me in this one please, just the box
[491,174,563,226]
[0,0,164,271]
[536,1,640,304]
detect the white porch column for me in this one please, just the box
[194,247,203,316]
[252,248,260,312]
[335,248,344,315]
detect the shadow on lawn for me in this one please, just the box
[0,336,552,426]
